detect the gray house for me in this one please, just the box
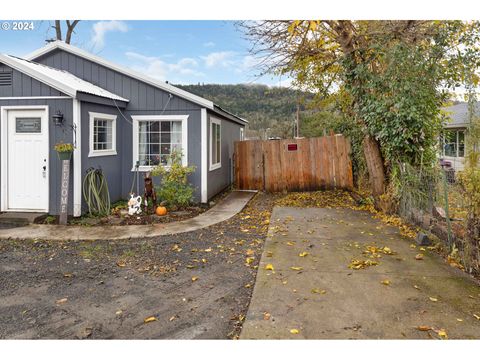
[0,41,246,217]
[440,102,479,171]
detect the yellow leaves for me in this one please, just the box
[265,264,274,271]
[437,329,448,339]
[363,245,395,257]
[308,20,318,31]
[244,283,251,288]
[204,248,212,252]
[381,279,391,286]
[245,249,255,256]
[456,318,463,322]
[171,244,182,252]
[245,257,255,265]
[56,298,68,305]
[289,328,300,334]
[348,259,378,270]
[286,241,295,246]
[263,312,271,320]
[429,297,438,302]
[473,314,480,320]
[144,316,157,324]
[415,253,424,260]
[311,288,327,294]
[298,252,309,257]
[413,285,421,290]
[290,266,303,271]
[191,276,199,282]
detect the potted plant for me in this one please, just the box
[54,142,74,161]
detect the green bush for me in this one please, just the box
[151,150,196,209]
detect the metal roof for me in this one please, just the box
[443,101,480,128]
[26,41,247,123]
[0,53,129,102]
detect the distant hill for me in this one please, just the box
[176,84,313,138]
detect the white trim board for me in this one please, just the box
[209,116,222,171]
[1,105,49,213]
[201,108,208,203]
[0,96,71,100]
[131,114,189,172]
[26,41,214,110]
[88,112,118,158]
[72,99,82,217]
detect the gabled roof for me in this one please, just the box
[0,53,129,102]
[26,41,247,124]
[443,101,480,128]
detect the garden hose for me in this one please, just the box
[83,168,111,216]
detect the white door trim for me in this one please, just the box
[1,105,49,212]
[201,108,208,203]
[72,99,82,217]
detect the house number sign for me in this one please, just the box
[59,160,70,225]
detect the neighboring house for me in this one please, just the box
[440,101,479,171]
[0,41,246,217]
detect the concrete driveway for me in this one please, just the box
[241,207,480,339]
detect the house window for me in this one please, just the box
[441,129,465,158]
[132,115,188,170]
[240,127,245,141]
[210,117,221,170]
[89,112,117,157]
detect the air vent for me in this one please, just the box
[0,72,12,86]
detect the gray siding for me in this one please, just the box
[0,63,65,97]
[0,97,74,215]
[207,111,243,199]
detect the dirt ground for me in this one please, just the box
[0,193,272,339]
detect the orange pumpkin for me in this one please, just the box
[155,206,168,216]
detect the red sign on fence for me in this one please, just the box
[287,143,298,151]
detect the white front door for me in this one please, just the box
[5,108,49,212]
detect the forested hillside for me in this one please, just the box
[176,84,313,138]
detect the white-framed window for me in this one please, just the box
[210,117,221,171]
[240,127,245,141]
[88,112,117,157]
[131,115,188,171]
[441,129,465,158]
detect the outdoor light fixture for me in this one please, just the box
[52,110,64,126]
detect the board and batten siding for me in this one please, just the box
[0,97,74,215]
[206,111,243,199]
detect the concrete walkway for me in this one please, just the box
[0,191,256,241]
[241,207,480,339]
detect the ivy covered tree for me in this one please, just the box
[241,20,480,206]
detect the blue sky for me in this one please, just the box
[0,20,289,86]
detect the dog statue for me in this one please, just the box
[127,194,142,216]
[143,172,157,213]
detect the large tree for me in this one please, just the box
[241,20,480,204]
[52,20,80,44]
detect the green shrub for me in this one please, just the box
[151,150,196,209]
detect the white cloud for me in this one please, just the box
[203,41,215,48]
[201,51,236,68]
[125,51,204,82]
[91,21,128,49]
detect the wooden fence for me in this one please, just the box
[234,135,353,192]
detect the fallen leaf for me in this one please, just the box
[290,266,303,271]
[416,325,432,331]
[381,279,391,286]
[263,312,271,320]
[311,288,327,294]
[473,314,480,320]
[415,254,424,260]
[204,248,212,252]
[286,242,295,246]
[429,297,438,302]
[245,257,255,265]
[63,273,73,278]
[169,316,176,322]
[115,310,123,315]
[436,329,448,339]
[244,283,251,288]
[246,249,255,256]
[456,318,463,322]
[265,264,274,271]
[290,328,299,334]
[299,252,309,257]
[413,285,421,290]
[56,298,68,305]
[116,260,126,267]
[144,316,157,324]
[191,276,199,282]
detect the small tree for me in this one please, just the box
[151,150,196,209]
[51,20,80,44]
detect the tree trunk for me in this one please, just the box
[363,134,386,200]
[54,20,62,41]
[65,20,80,44]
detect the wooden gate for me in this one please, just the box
[234,135,353,192]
